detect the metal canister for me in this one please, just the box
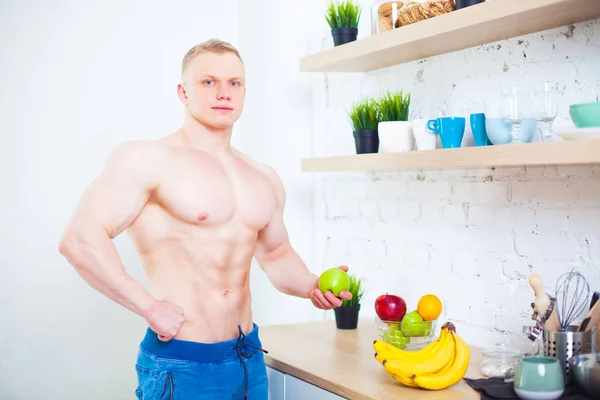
[543,325,598,383]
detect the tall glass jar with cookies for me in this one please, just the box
[371,0,405,35]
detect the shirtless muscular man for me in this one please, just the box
[58,39,352,400]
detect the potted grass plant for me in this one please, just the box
[334,275,365,330]
[348,97,380,154]
[325,0,362,47]
[376,89,414,152]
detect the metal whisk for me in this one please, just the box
[554,269,590,331]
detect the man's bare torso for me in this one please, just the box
[127,136,278,343]
[58,48,348,356]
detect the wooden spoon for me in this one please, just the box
[579,300,600,332]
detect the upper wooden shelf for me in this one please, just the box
[300,0,600,72]
[301,140,600,172]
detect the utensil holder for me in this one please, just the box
[542,325,598,383]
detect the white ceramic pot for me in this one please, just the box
[412,118,439,150]
[378,121,414,153]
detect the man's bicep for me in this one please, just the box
[256,167,290,261]
[256,210,290,260]
[67,143,156,238]
[77,175,149,239]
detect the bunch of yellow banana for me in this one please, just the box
[372,322,470,390]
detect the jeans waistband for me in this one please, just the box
[140,323,264,363]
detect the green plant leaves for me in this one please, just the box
[348,98,380,131]
[377,90,411,122]
[347,90,412,131]
[325,0,361,29]
[342,275,365,307]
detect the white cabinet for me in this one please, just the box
[267,366,346,400]
[267,367,285,400]
[285,375,346,400]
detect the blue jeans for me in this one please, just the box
[134,324,269,400]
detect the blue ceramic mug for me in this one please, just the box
[470,113,492,146]
[427,117,466,149]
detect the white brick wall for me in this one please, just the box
[311,18,600,353]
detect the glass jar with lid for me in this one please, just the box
[480,342,523,378]
[370,0,406,35]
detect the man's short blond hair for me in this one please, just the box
[181,39,243,76]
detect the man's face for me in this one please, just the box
[179,52,246,130]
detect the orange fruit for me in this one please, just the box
[417,294,442,321]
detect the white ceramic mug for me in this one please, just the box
[412,118,438,150]
[378,121,414,152]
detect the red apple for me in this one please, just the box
[375,294,407,321]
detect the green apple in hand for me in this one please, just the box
[318,267,350,297]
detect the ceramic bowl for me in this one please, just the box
[485,118,536,144]
[513,356,565,400]
[569,102,600,128]
[568,353,600,398]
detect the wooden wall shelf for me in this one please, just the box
[300,0,600,73]
[300,140,600,172]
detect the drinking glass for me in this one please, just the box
[533,81,560,141]
[502,83,531,144]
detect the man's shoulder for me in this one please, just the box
[100,139,170,183]
[234,149,281,183]
[254,161,281,183]
[233,150,286,203]
[107,139,165,165]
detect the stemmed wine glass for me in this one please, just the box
[533,81,560,141]
[502,83,531,144]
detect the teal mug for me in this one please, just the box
[470,113,492,146]
[513,356,564,400]
[427,117,465,148]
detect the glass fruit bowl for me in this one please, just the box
[375,316,439,351]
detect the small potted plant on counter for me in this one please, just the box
[376,89,413,153]
[334,275,365,330]
[348,97,380,154]
[325,0,361,47]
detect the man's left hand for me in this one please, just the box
[310,266,353,310]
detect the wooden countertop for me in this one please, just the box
[260,319,484,400]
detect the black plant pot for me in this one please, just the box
[353,130,379,154]
[455,0,485,9]
[332,28,358,47]
[334,305,361,330]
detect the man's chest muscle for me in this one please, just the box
[156,154,277,230]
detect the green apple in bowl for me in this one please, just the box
[383,326,409,349]
[401,310,431,337]
[421,320,433,335]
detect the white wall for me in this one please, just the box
[0,1,239,399]
[233,0,600,354]
[306,5,600,353]
[238,0,319,325]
